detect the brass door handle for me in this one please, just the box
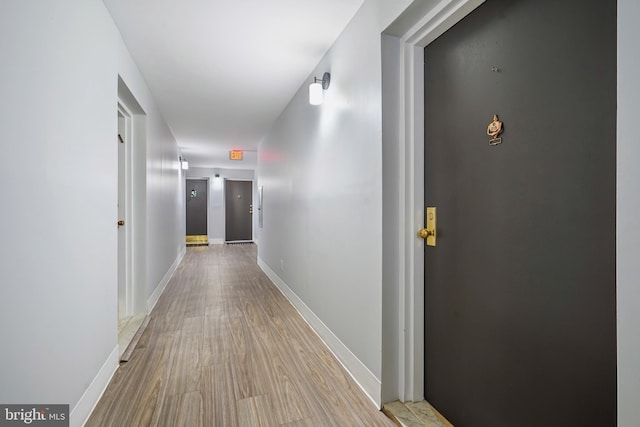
[118,220,125,226]
[419,228,434,239]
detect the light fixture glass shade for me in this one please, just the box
[181,161,189,170]
[309,82,323,105]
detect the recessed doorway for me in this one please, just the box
[116,76,149,359]
[117,103,144,356]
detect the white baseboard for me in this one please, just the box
[70,346,119,427]
[209,238,225,245]
[147,247,186,312]
[257,257,382,408]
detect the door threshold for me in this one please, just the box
[118,313,149,360]
[383,400,453,427]
[186,235,209,246]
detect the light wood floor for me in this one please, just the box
[87,244,395,427]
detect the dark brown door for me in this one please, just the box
[225,180,253,242]
[423,0,616,426]
[186,179,208,237]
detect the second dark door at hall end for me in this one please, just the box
[225,180,253,242]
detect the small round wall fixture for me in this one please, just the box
[319,72,331,90]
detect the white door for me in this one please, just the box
[117,108,128,319]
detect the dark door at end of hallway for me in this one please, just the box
[423,0,616,426]
[186,179,208,238]
[225,180,253,242]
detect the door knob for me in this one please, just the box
[419,228,434,239]
[117,220,125,226]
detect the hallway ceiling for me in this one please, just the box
[103,0,364,169]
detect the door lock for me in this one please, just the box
[418,207,436,246]
[118,220,125,226]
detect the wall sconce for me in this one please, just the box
[180,156,189,170]
[309,72,331,105]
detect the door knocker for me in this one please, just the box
[487,114,503,146]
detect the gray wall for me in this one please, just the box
[258,0,383,382]
[0,1,185,424]
[257,0,412,403]
[381,33,403,403]
[0,0,118,412]
[617,0,640,424]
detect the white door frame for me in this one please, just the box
[390,0,486,402]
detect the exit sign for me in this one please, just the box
[229,150,243,160]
